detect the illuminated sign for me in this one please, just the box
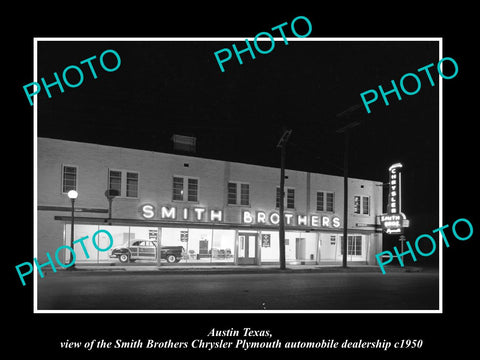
[380,214,405,234]
[242,210,341,228]
[381,163,408,234]
[139,204,341,228]
[388,163,402,214]
[140,204,223,222]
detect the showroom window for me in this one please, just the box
[340,235,362,256]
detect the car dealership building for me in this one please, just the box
[36,137,383,266]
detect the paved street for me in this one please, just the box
[36,269,439,311]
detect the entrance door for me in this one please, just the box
[295,238,306,260]
[238,233,257,265]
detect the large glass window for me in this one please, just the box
[66,224,99,263]
[67,224,127,263]
[160,228,235,264]
[260,231,279,262]
[62,165,77,193]
[212,229,235,263]
[340,235,363,256]
[98,225,131,261]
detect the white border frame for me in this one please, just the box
[33,37,443,314]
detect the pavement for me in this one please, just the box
[37,265,438,310]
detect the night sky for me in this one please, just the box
[37,39,440,237]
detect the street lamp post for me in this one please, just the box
[67,190,78,268]
[104,189,119,225]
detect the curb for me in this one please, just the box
[47,265,424,275]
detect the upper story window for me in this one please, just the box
[354,195,370,215]
[228,182,250,206]
[317,191,335,212]
[173,176,198,202]
[362,196,370,215]
[62,165,77,193]
[108,169,139,198]
[276,187,295,209]
[109,170,122,194]
[126,172,139,198]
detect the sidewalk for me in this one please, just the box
[69,263,425,274]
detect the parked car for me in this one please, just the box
[109,240,185,263]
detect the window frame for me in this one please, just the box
[353,195,370,215]
[61,164,78,194]
[108,168,139,199]
[316,190,335,212]
[340,235,363,256]
[227,181,250,206]
[172,175,199,203]
[126,171,139,198]
[276,186,295,210]
[362,196,370,215]
[187,177,199,202]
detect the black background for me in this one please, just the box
[7,3,477,357]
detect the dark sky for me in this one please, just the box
[37,39,440,232]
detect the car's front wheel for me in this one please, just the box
[119,253,130,263]
[166,254,177,263]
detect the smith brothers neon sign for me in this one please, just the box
[140,204,341,228]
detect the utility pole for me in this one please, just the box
[342,129,349,268]
[277,129,292,270]
[336,104,362,268]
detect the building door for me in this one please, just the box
[295,238,306,260]
[320,234,337,261]
[238,233,257,265]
